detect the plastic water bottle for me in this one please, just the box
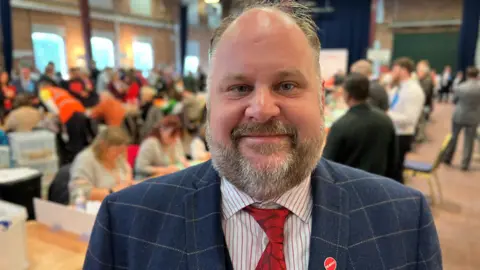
[75,190,87,212]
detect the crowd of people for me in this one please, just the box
[0,60,209,204]
[1,53,478,205]
[323,58,480,183]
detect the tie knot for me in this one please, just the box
[244,205,289,243]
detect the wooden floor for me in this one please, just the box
[406,102,480,270]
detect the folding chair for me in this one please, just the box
[404,134,452,205]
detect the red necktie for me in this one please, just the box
[244,205,290,270]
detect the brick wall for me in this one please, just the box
[374,0,463,49]
[11,8,175,69]
[119,24,175,68]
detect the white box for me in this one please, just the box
[14,157,59,177]
[8,131,57,162]
[0,146,9,169]
[34,199,96,238]
[0,200,29,270]
[14,158,59,199]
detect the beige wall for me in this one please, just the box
[12,7,175,69]
[374,0,463,49]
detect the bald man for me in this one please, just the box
[350,59,389,111]
[85,2,441,270]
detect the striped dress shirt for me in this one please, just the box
[221,178,312,270]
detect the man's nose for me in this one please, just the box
[244,87,280,122]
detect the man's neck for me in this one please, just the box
[400,76,410,83]
[348,100,364,108]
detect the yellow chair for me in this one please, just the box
[404,134,452,205]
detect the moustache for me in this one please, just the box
[231,121,298,146]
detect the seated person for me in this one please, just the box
[135,115,188,178]
[87,92,126,127]
[189,125,210,161]
[139,86,164,140]
[0,129,8,145]
[108,71,127,100]
[4,94,42,132]
[69,126,132,203]
[123,69,141,105]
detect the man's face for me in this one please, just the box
[391,65,402,83]
[416,63,425,78]
[206,9,325,200]
[22,69,31,79]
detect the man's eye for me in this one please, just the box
[278,82,296,92]
[230,85,252,93]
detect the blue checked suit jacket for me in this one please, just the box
[84,159,442,270]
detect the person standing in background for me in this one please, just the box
[0,71,16,122]
[90,60,100,87]
[416,60,434,120]
[443,66,480,171]
[323,73,397,178]
[12,68,37,96]
[453,71,464,89]
[388,57,425,184]
[197,67,206,92]
[350,59,389,111]
[438,65,453,102]
[38,81,93,164]
[38,62,60,87]
[95,67,113,93]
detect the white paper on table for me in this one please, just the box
[33,198,96,237]
[0,168,40,184]
[86,201,102,215]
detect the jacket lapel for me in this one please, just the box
[184,161,233,270]
[308,159,350,270]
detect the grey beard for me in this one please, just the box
[206,124,324,201]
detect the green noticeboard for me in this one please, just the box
[392,31,459,72]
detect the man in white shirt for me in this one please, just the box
[388,57,426,183]
[85,2,441,270]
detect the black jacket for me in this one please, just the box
[323,103,398,178]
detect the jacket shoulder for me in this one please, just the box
[108,161,214,206]
[321,159,423,201]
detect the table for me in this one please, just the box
[26,221,87,270]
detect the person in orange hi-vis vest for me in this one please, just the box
[38,81,94,164]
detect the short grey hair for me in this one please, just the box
[206,1,323,106]
[351,60,373,77]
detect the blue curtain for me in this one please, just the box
[0,0,13,74]
[313,0,371,67]
[180,5,188,75]
[457,0,480,73]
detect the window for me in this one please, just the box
[91,37,115,70]
[184,40,200,75]
[31,32,68,78]
[130,0,152,16]
[188,0,199,25]
[133,40,154,77]
[376,0,384,24]
[184,56,199,75]
[206,3,222,29]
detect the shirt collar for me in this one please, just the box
[221,177,312,223]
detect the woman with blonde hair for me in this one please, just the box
[69,126,133,203]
